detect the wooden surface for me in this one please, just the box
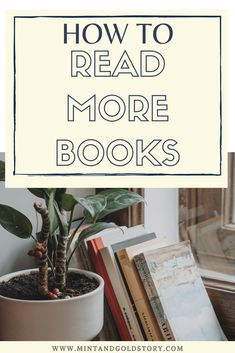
[206,285,235,340]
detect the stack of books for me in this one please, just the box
[76,225,227,341]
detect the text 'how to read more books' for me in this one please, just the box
[6,12,226,187]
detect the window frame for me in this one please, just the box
[179,153,235,285]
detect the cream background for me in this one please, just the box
[6,11,227,187]
[0,341,235,352]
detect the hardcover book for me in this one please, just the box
[99,233,159,341]
[87,237,132,341]
[116,237,167,341]
[134,241,227,341]
[86,225,148,340]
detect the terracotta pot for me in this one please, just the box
[0,268,104,341]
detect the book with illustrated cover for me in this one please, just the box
[134,241,227,341]
[116,237,167,341]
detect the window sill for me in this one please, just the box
[200,268,235,292]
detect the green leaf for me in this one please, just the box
[78,222,117,242]
[67,221,118,268]
[28,188,59,200]
[0,204,32,238]
[28,188,45,198]
[78,195,107,222]
[55,188,67,206]
[98,189,144,219]
[0,161,5,181]
[44,188,57,197]
[84,189,144,222]
[54,201,69,237]
[61,193,107,222]
[61,193,78,211]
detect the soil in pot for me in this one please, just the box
[0,271,99,300]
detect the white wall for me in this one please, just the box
[0,186,38,276]
[0,153,95,276]
[144,188,179,244]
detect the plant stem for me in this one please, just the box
[54,208,69,290]
[55,232,69,290]
[34,203,50,296]
[31,234,55,275]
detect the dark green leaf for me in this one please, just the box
[0,161,5,181]
[28,189,45,198]
[0,204,32,238]
[53,200,69,237]
[66,218,85,253]
[61,193,78,211]
[78,222,117,242]
[28,188,58,200]
[55,189,67,206]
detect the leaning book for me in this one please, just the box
[134,241,227,341]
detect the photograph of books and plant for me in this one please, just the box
[0,152,234,341]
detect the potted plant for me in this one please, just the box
[0,160,144,340]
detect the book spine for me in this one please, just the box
[87,239,132,341]
[99,297,121,341]
[117,250,163,341]
[79,240,95,271]
[115,253,147,340]
[100,247,145,341]
[134,254,175,341]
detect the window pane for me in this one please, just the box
[179,153,235,277]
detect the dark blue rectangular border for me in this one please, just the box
[13,15,222,177]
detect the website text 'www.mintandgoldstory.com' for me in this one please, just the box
[51,345,183,352]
